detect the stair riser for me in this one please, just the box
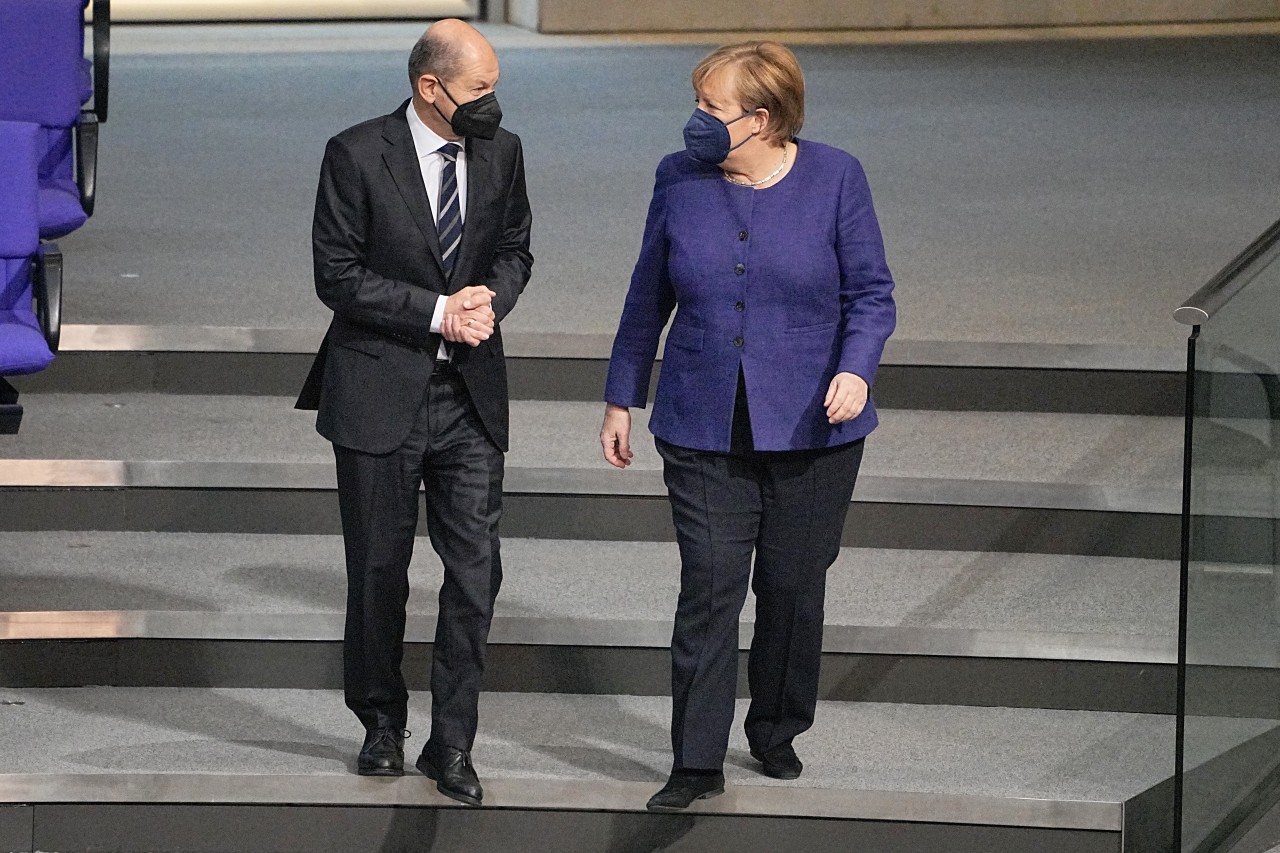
[0,639,1181,714]
[14,354,1182,415]
[5,803,1125,853]
[0,488,1182,559]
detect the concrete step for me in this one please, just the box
[0,686,1224,853]
[13,326,1185,415]
[0,394,1181,484]
[0,532,1179,638]
[0,395,1190,558]
[0,532,1190,711]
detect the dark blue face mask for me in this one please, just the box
[682,108,754,164]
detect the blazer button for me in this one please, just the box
[734,336,744,347]
[734,301,744,312]
[735,263,745,275]
[738,230,748,241]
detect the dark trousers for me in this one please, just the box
[333,366,504,751]
[655,393,864,770]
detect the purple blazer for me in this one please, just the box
[605,139,897,452]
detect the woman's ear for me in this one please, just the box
[753,108,770,136]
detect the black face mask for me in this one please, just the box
[433,81,503,140]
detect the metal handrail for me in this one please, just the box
[1174,217,1280,326]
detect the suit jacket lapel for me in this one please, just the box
[381,105,445,275]
[451,137,498,293]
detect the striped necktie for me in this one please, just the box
[436,142,463,276]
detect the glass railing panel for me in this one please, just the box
[1181,228,1280,853]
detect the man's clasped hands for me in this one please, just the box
[442,285,497,347]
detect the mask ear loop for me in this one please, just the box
[724,110,761,155]
[428,77,461,125]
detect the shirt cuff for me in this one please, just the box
[429,294,447,334]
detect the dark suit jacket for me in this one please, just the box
[296,100,533,454]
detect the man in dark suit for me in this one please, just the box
[295,18,533,807]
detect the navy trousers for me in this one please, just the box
[333,365,504,752]
[655,384,864,770]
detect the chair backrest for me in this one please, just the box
[0,119,53,377]
[0,120,40,340]
[0,121,40,261]
[0,0,87,128]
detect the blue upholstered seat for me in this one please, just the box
[0,0,108,239]
[0,120,55,379]
[0,120,60,432]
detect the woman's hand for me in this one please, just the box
[600,404,634,468]
[825,372,868,424]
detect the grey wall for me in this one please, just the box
[508,0,1280,33]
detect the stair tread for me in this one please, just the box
[1,533,1179,640]
[2,395,1182,491]
[0,687,1210,805]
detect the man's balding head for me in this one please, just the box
[408,19,497,88]
[408,19,501,140]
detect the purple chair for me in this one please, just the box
[0,120,62,434]
[0,0,110,239]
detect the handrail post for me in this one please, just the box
[1173,325,1199,853]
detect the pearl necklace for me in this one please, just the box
[722,146,789,188]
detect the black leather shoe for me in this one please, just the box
[750,742,803,780]
[357,726,407,776]
[645,770,725,811]
[416,745,483,806]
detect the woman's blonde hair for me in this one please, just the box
[691,41,805,144]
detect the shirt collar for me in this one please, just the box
[406,101,464,159]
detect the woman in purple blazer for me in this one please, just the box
[600,41,897,811]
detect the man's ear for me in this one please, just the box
[417,75,437,103]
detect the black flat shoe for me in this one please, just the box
[416,745,483,806]
[750,742,803,780]
[357,726,407,777]
[646,770,725,811]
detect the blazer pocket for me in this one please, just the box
[786,321,837,336]
[333,338,385,358]
[666,324,704,352]
[456,337,500,364]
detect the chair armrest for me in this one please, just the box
[76,111,98,216]
[34,243,63,354]
[92,0,110,123]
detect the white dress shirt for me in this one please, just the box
[406,102,468,356]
